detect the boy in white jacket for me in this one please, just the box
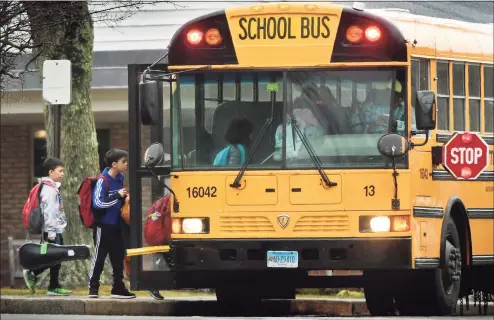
[23,157,72,296]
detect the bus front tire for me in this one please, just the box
[396,216,462,316]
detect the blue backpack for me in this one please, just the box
[213,144,246,166]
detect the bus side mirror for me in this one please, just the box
[139,80,161,125]
[377,133,410,158]
[144,142,164,168]
[414,90,436,131]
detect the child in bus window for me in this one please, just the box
[213,117,253,166]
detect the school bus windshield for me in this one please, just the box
[171,68,408,170]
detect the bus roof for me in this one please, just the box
[370,9,493,62]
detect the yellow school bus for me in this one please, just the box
[135,2,493,316]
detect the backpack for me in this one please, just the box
[144,195,172,246]
[213,144,246,166]
[22,181,54,234]
[77,174,109,228]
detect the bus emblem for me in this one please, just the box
[277,214,290,229]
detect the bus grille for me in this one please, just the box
[294,216,349,232]
[220,216,275,233]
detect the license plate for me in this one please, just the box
[267,251,298,268]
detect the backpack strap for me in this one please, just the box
[236,144,246,163]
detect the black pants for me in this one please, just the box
[33,233,63,290]
[88,225,125,290]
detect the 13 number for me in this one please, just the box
[186,186,217,198]
[364,185,375,197]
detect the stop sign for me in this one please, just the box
[443,132,489,180]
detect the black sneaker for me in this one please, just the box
[111,286,136,299]
[147,289,164,300]
[88,287,99,298]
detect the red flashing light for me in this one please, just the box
[461,167,472,179]
[365,26,381,42]
[461,133,473,144]
[187,30,203,45]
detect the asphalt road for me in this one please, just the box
[2,316,493,320]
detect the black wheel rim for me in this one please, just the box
[442,236,461,295]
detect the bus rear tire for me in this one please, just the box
[396,215,462,316]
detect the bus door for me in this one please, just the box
[127,63,176,290]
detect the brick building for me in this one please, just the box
[0,0,244,287]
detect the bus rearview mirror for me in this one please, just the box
[144,142,165,168]
[415,90,436,131]
[377,133,410,158]
[139,80,160,125]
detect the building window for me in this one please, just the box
[452,62,465,131]
[437,61,450,131]
[484,64,493,133]
[96,129,111,171]
[33,129,111,184]
[468,64,481,132]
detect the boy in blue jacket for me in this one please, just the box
[88,149,135,299]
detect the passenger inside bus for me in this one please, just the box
[348,79,407,134]
[212,117,253,166]
[273,83,325,161]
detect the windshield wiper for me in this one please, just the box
[230,92,276,188]
[289,116,337,188]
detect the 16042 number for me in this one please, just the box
[186,186,217,198]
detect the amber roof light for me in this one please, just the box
[205,28,223,46]
[346,25,363,43]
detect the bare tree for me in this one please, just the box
[1,0,172,286]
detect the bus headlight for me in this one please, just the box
[359,215,410,233]
[172,218,209,234]
[370,216,391,232]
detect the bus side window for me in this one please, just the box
[411,59,430,132]
[436,61,450,131]
[468,64,481,132]
[484,64,494,133]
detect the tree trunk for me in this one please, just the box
[25,1,111,287]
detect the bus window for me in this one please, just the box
[241,73,254,102]
[411,59,430,131]
[468,64,481,132]
[484,65,493,133]
[340,80,353,108]
[284,69,407,168]
[437,61,450,131]
[453,62,466,131]
[223,72,236,101]
[172,71,284,169]
[356,83,367,103]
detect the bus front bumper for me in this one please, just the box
[170,237,411,270]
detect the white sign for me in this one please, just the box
[42,60,72,105]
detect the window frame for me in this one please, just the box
[483,64,494,133]
[170,67,409,172]
[467,63,481,133]
[452,62,466,132]
[411,58,430,133]
[436,60,450,132]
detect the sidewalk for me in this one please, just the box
[0,295,369,316]
[1,295,492,316]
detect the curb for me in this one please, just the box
[0,296,369,316]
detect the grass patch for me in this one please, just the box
[1,286,364,299]
[0,286,215,297]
